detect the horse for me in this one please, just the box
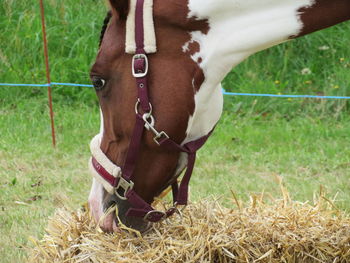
[88,0,350,232]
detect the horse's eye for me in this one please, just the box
[92,77,106,91]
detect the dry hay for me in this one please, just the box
[29,187,350,263]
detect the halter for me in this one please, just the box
[89,0,213,224]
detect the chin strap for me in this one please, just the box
[89,0,214,223]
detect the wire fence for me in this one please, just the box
[3,0,349,147]
[2,83,350,100]
[0,82,93,88]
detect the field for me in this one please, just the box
[1,1,350,262]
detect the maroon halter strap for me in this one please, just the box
[91,0,214,223]
[135,0,145,53]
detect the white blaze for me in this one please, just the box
[88,108,105,221]
[184,0,315,143]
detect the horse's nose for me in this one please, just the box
[103,193,150,233]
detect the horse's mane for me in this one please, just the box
[99,11,112,47]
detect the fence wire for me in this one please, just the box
[1,83,350,99]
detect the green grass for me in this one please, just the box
[195,112,350,208]
[1,101,350,262]
[1,0,349,109]
[0,0,350,262]
[0,0,107,104]
[222,22,350,117]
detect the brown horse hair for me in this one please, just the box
[99,11,112,47]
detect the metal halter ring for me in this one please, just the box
[135,99,152,116]
[143,210,167,222]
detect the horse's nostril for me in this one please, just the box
[104,200,117,212]
[103,192,119,210]
[102,196,150,233]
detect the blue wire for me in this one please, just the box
[0,83,49,87]
[1,82,349,99]
[51,82,93,87]
[0,82,93,88]
[222,91,350,100]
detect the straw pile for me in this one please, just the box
[29,188,350,263]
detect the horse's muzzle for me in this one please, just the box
[103,193,150,233]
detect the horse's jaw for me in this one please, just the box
[89,178,149,233]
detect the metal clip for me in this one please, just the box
[142,114,169,146]
[115,176,134,200]
[132,54,149,78]
[153,131,169,146]
[143,114,155,130]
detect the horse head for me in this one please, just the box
[87,0,350,232]
[88,0,220,232]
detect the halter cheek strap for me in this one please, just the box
[89,0,214,223]
[89,134,121,194]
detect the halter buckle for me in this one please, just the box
[115,176,134,200]
[132,54,149,78]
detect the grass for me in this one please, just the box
[0,0,107,103]
[223,22,350,117]
[1,0,349,107]
[1,102,350,262]
[0,103,98,262]
[195,113,350,208]
[0,0,350,262]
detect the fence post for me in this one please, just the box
[39,0,56,147]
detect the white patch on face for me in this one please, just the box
[99,108,104,135]
[88,108,105,222]
[88,178,104,222]
[183,0,315,142]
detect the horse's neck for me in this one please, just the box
[189,0,348,85]
[184,0,350,143]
